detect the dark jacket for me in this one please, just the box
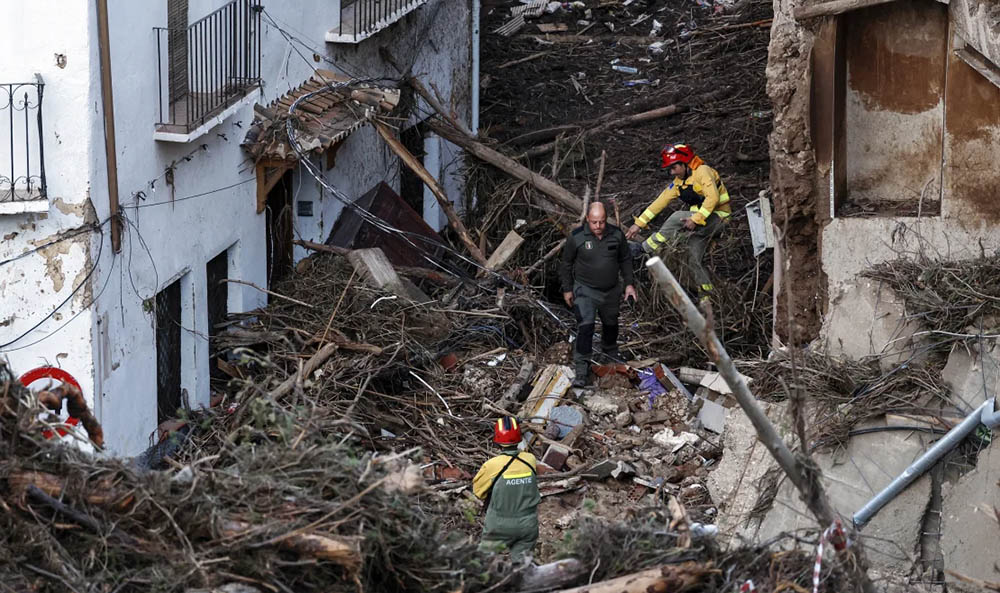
[560,224,634,292]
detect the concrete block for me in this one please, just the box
[942,339,1000,411]
[696,397,727,434]
[706,401,788,540]
[822,280,926,371]
[755,420,933,570]
[940,440,1000,587]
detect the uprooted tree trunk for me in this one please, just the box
[423,117,583,215]
[548,562,715,593]
[521,104,686,158]
[644,257,876,593]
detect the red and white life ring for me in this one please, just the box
[19,366,82,439]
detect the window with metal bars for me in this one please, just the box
[155,0,262,135]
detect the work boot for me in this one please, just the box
[572,361,590,388]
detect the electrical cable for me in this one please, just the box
[0,218,111,351]
[285,83,573,332]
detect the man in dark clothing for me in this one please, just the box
[560,202,637,387]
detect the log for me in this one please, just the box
[219,519,362,571]
[524,105,685,158]
[519,558,587,590]
[27,484,102,532]
[549,562,715,593]
[408,76,473,136]
[7,470,134,510]
[425,118,583,215]
[374,121,487,266]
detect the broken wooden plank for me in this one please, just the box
[538,23,569,33]
[793,0,896,20]
[346,247,431,304]
[374,121,487,266]
[484,230,525,271]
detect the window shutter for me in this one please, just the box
[167,0,188,104]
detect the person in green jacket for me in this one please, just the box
[473,416,540,558]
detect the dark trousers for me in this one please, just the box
[572,282,621,365]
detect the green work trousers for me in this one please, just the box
[479,515,539,557]
[643,211,725,293]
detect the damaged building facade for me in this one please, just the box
[0,0,478,455]
[709,0,1000,586]
[769,0,1000,348]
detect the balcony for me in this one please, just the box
[0,78,47,215]
[326,0,429,44]
[154,0,262,143]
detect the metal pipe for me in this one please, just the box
[853,397,999,528]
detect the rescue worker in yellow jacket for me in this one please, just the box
[625,144,731,301]
[472,417,540,558]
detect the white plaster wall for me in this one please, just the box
[2,0,474,455]
[822,218,1000,290]
[89,0,361,455]
[0,1,100,425]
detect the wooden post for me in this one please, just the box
[374,121,488,266]
[644,256,876,593]
[96,0,121,252]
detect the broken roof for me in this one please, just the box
[242,69,401,163]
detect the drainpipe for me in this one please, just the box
[471,0,480,136]
[96,0,121,252]
[853,397,1000,529]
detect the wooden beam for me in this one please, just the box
[255,162,294,214]
[96,0,121,253]
[794,0,897,20]
[484,230,525,271]
[373,121,488,266]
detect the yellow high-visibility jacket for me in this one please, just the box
[635,157,731,227]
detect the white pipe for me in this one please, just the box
[471,0,480,136]
[853,397,1000,528]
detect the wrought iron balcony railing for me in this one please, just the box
[0,77,46,206]
[155,0,262,137]
[328,0,429,44]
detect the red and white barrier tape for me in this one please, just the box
[812,519,848,593]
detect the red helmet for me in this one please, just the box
[660,144,695,169]
[493,416,522,445]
